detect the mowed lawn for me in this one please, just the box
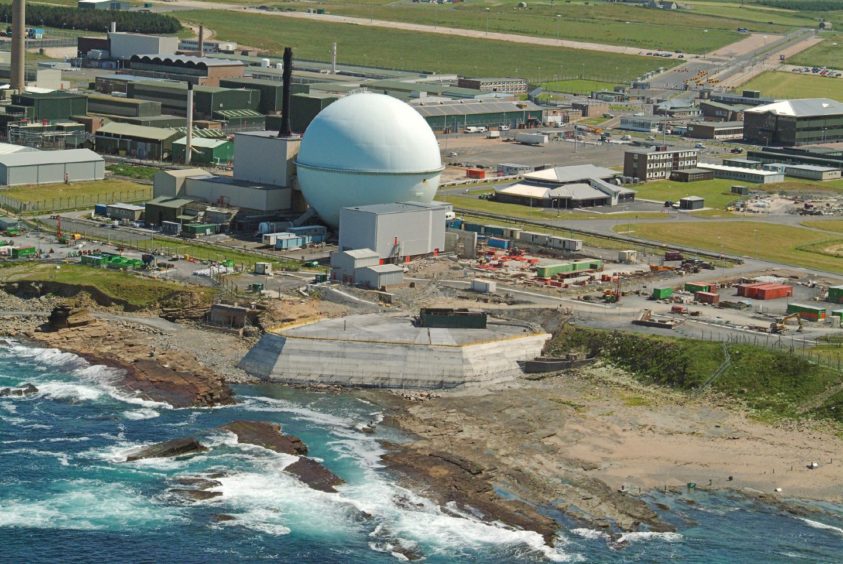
[620,221,843,273]
[633,179,745,210]
[176,10,669,82]
[740,72,843,101]
[0,179,151,207]
[540,79,619,95]
[803,219,843,234]
[441,193,671,221]
[789,33,843,69]
[181,1,767,52]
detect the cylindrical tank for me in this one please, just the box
[260,58,271,68]
[296,93,443,227]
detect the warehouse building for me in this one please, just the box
[152,168,213,198]
[144,196,198,227]
[220,78,284,114]
[0,149,104,186]
[330,248,380,284]
[624,146,699,181]
[172,136,234,166]
[744,98,843,146]
[183,176,292,212]
[697,163,785,183]
[95,122,180,161]
[338,201,449,260]
[494,164,633,208]
[0,92,88,129]
[687,121,744,141]
[126,80,260,119]
[109,33,180,60]
[679,196,704,210]
[699,100,748,122]
[355,264,405,289]
[127,55,246,86]
[412,100,543,132]
[747,146,843,169]
[106,203,144,222]
[87,94,162,119]
[784,164,841,181]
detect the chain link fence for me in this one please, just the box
[0,188,151,214]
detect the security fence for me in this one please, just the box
[0,188,151,214]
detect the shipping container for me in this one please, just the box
[94,204,108,216]
[652,287,674,300]
[466,168,486,179]
[685,282,714,294]
[11,247,36,258]
[829,285,843,304]
[787,303,827,320]
[487,237,510,250]
[518,231,550,246]
[695,291,720,305]
[274,233,310,250]
[470,279,497,293]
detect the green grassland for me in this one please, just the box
[789,33,843,68]
[176,10,671,82]
[540,79,619,95]
[0,263,214,309]
[618,221,843,273]
[0,179,150,204]
[740,71,843,101]
[180,0,786,52]
[803,219,843,233]
[549,324,843,423]
[684,1,837,27]
[632,179,746,210]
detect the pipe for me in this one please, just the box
[10,0,25,92]
[331,42,337,74]
[279,47,293,137]
[186,82,193,165]
[198,25,204,57]
[110,21,117,34]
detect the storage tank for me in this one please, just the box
[296,92,443,227]
[260,58,271,68]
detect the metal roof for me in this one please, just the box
[107,203,145,211]
[0,142,38,155]
[146,196,196,208]
[0,149,102,167]
[97,121,178,142]
[130,54,245,68]
[362,264,405,274]
[343,201,450,215]
[342,248,379,259]
[746,98,843,117]
[525,164,620,183]
[173,136,231,148]
[412,100,542,117]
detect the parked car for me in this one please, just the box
[730,147,744,154]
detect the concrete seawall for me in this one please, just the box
[239,314,550,389]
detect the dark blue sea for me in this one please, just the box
[1,340,842,563]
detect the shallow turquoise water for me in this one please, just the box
[1,341,841,563]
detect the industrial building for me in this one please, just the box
[220,78,284,114]
[655,99,700,119]
[95,122,180,161]
[743,98,843,146]
[183,176,292,212]
[623,146,699,181]
[152,168,213,198]
[456,77,528,95]
[619,115,670,133]
[125,80,260,120]
[127,55,246,86]
[747,146,843,169]
[494,164,633,208]
[411,100,544,132]
[697,163,785,184]
[144,196,198,227]
[109,33,180,60]
[172,136,234,166]
[0,149,104,186]
[87,94,162,120]
[679,196,704,210]
[338,201,449,260]
[571,101,610,118]
[722,157,763,169]
[686,121,744,141]
[106,203,144,222]
[330,248,380,284]
[699,100,748,122]
[670,168,714,182]
[783,164,841,181]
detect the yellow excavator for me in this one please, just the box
[770,313,803,334]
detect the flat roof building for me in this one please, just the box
[783,164,841,181]
[456,77,528,95]
[697,162,785,184]
[0,149,104,186]
[624,146,699,181]
[127,54,245,86]
[95,122,180,161]
[687,121,744,141]
[744,98,843,146]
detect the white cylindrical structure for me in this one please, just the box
[260,58,271,68]
[296,93,443,227]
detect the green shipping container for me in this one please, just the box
[652,287,673,300]
[829,285,843,304]
[787,303,827,320]
[12,247,36,258]
[685,282,711,293]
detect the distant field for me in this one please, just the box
[739,71,843,101]
[633,179,746,210]
[180,0,778,53]
[684,1,834,27]
[177,10,671,82]
[789,33,843,68]
[803,219,843,234]
[540,79,618,95]
[619,221,843,273]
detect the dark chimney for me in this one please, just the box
[279,47,293,138]
[198,25,205,57]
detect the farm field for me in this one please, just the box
[789,33,843,68]
[619,221,843,274]
[179,0,779,52]
[176,10,671,82]
[740,71,843,101]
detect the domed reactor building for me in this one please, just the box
[296,93,444,228]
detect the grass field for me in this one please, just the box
[685,1,836,27]
[176,10,671,82]
[0,263,213,309]
[633,179,746,210]
[540,79,619,95]
[759,180,843,194]
[740,71,843,101]
[142,238,302,271]
[618,221,843,273]
[106,164,159,181]
[0,179,152,213]
[803,219,843,233]
[789,33,843,68]
[180,0,777,53]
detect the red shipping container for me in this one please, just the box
[736,283,764,297]
[756,284,792,300]
[695,291,720,304]
[466,168,486,179]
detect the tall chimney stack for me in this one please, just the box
[278,47,293,138]
[198,25,205,57]
[10,0,26,92]
[186,82,194,165]
[331,42,337,74]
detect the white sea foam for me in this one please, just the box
[123,408,160,420]
[1,402,17,413]
[0,480,184,530]
[36,381,104,402]
[3,448,70,466]
[800,518,843,536]
[616,531,684,544]
[239,396,354,428]
[570,528,611,541]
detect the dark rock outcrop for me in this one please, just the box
[0,383,38,397]
[119,358,235,408]
[220,420,307,456]
[170,489,222,501]
[126,437,207,462]
[46,305,93,331]
[285,457,344,493]
[212,514,236,523]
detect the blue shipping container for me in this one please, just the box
[485,226,506,237]
[274,234,310,250]
[487,237,510,249]
[94,204,108,216]
[463,223,484,233]
[447,218,463,229]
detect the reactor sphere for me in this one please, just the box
[296,92,443,227]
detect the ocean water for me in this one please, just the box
[1,340,842,563]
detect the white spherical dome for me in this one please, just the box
[297,93,443,227]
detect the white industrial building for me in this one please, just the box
[331,248,380,284]
[494,164,634,208]
[355,264,405,289]
[234,131,300,188]
[108,32,180,60]
[183,176,292,211]
[784,164,841,181]
[697,163,785,184]
[338,201,450,260]
[0,149,105,186]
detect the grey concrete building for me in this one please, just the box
[0,149,104,186]
[355,264,405,289]
[338,201,449,260]
[744,99,843,146]
[624,146,698,181]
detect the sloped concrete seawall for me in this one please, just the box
[239,314,550,389]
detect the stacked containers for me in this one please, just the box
[786,303,827,321]
[695,291,720,305]
[737,282,793,300]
